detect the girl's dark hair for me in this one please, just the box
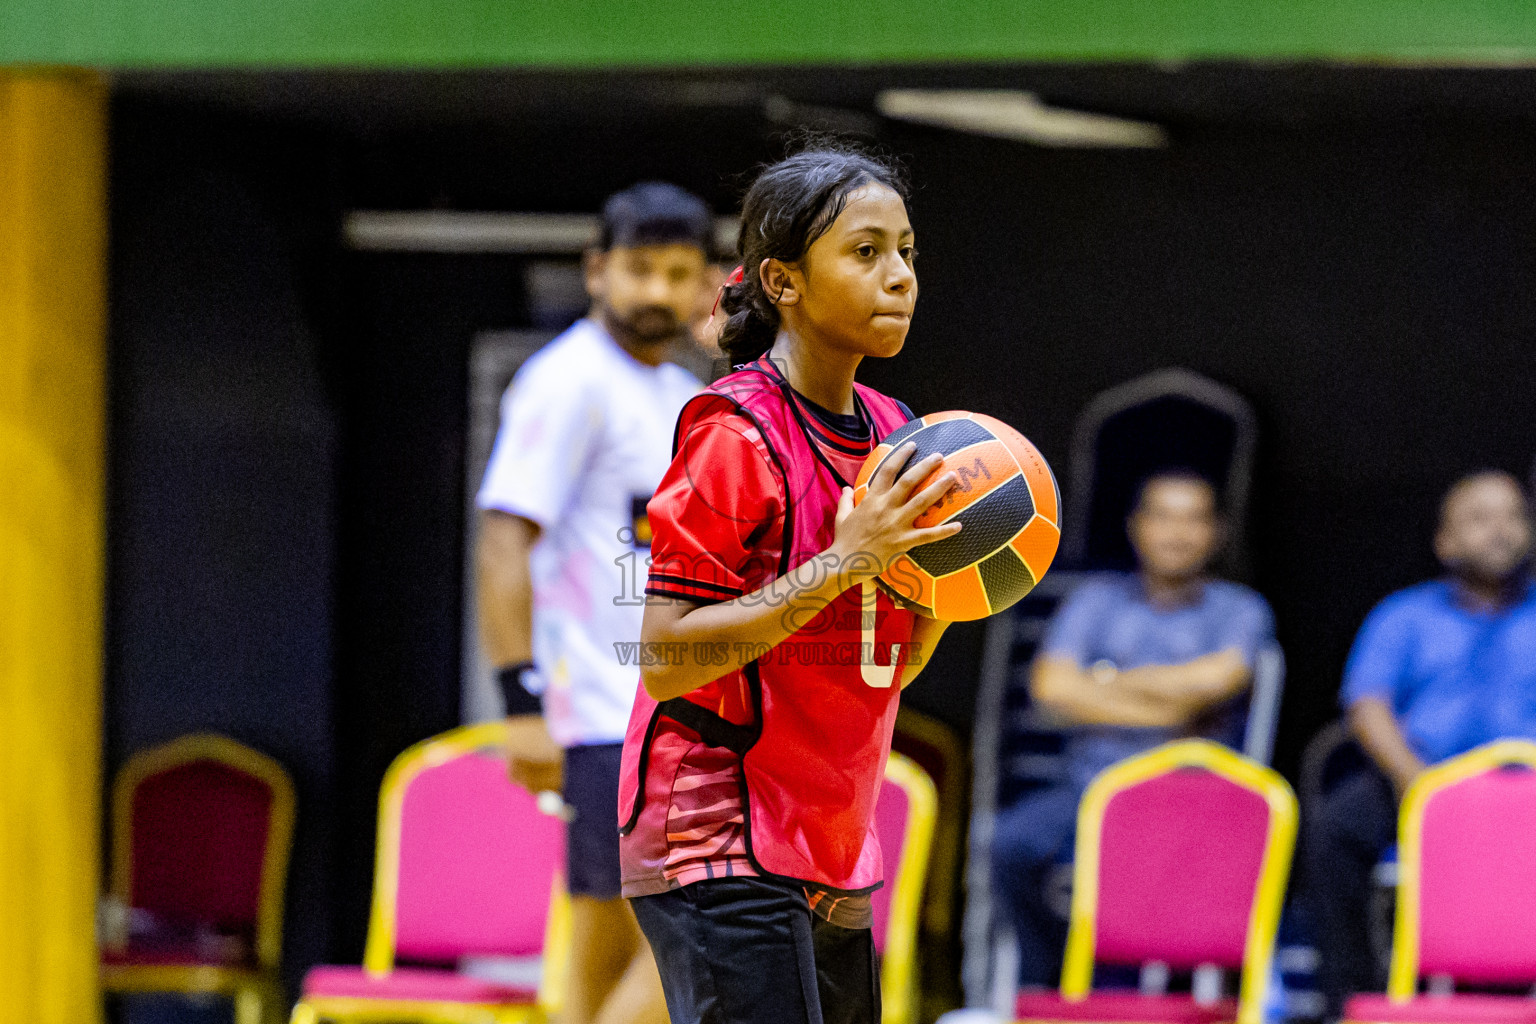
[718,144,910,364]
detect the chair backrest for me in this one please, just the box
[110,733,295,971]
[1062,368,1257,575]
[871,753,938,1024]
[891,708,965,939]
[1062,741,1296,1024]
[1298,720,1366,813]
[365,720,565,971]
[1240,642,1285,766]
[1389,741,1536,994]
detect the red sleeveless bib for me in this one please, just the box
[619,362,916,893]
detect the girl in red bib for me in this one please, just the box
[619,146,958,1024]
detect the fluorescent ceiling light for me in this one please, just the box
[876,89,1167,149]
[344,211,739,255]
[345,212,597,253]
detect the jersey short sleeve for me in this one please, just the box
[645,400,785,605]
[1340,592,1417,709]
[1038,577,1116,667]
[476,355,602,530]
[1212,587,1276,668]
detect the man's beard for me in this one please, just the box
[610,304,681,344]
[1454,547,1531,589]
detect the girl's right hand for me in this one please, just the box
[831,442,962,577]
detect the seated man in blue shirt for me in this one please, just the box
[1304,470,1535,1016]
[992,471,1276,987]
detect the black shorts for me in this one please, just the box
[631,877,880,1024]
[562,742,624,899]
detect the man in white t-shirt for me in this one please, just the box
[476,182,713,1024]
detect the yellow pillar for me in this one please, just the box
[0,70,108,1024]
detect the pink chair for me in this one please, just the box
[1345,741,1536,1024]
[291,721,569,1024]
[1013,740,1297,1024]
[872,752,939,1024]
[101,733,295,1024]
[892,708,966,950]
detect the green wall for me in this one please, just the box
[6,0,1536,69]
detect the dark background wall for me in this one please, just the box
[107,107,342,999]
[105,68,1536,1000]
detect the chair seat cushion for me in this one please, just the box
[1346,994,1536,1024]
[301,965,537,1004]
[1015,991,1238,1023]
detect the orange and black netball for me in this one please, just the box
[853,411,1061,621]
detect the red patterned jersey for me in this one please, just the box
[619,359,915,927]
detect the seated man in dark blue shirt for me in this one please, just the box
[1304,470,1535,1015]
[991,471,1275,988]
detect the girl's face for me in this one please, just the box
[774,183,917,358]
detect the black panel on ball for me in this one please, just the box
[908,475,1036,577]
[906,419,994,462]
[977,544,1037,612]
[880,417,927,448]
[873,418,995,480]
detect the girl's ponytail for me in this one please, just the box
[718,270,779,364]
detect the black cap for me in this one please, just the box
[599,181,713,253]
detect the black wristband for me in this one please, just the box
[497,660,543,716]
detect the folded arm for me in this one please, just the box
[1114,649,1252,715]
[1030,648,1251,728]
